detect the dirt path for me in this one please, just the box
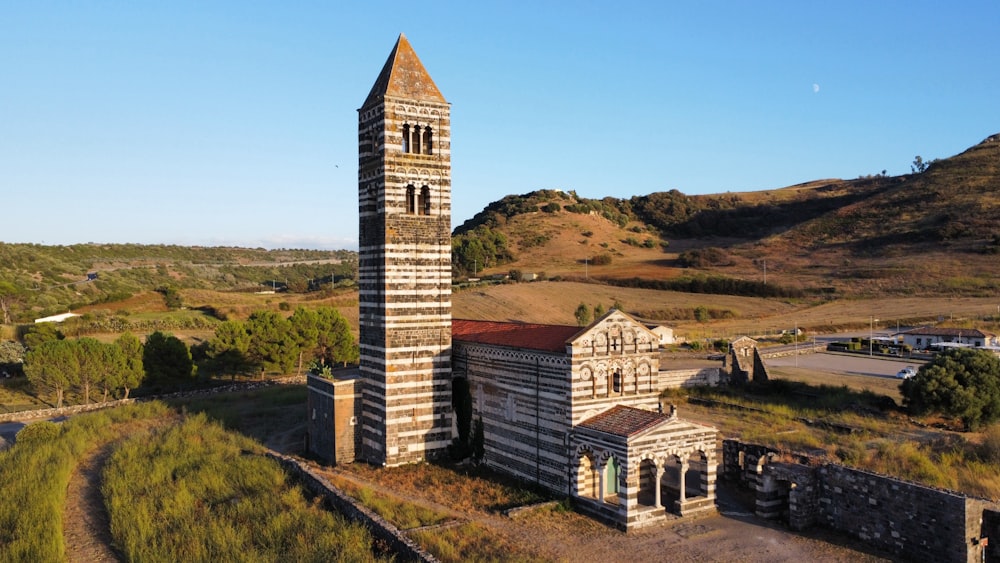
[62,417,173,562]
[63,444,121,563]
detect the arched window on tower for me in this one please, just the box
[420,186,431,215]
[423,127,433,155]
[406,185,416,214]
[413,125,422,155]
[401,124,410,153]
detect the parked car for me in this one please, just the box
[896,366,917,379]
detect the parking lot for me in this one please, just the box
[766,351,921,379]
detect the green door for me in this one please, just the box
[605,457,620,495]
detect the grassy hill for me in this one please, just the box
[456,133,1000,297]
[0,244,355,323]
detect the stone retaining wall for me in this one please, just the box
[267,454,438,563]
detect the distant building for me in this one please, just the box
[897,326,997,349]
[648,325,675,346]
[33,312,80,324]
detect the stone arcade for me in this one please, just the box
[307,34,718,531]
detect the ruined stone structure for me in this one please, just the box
[356,34,453,466]
[307,34,720,531]
[728,336,768,383]
[724,440,998,563]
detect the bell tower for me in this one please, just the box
[357,34,453,466]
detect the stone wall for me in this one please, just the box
[268,453,437,563]
[817,464,984,562]
[723,440,996,563]
[658,367,724,389]
[457,341,573,494]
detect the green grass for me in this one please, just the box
[166,384,307,446]
[0,402,170,561]
[0,377,49,413]
[102,412,383,562]
[325,474,452,530]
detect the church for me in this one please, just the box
[307,34,719,530]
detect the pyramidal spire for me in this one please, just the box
[363,33,445,107]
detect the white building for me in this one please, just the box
[897,326,997,350]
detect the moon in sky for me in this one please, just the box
[813,83,820,93]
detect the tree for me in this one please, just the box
[245,311,296,374]
[593,303,606,319]
[0,281,22,324]
[24,340,80,408]
[114,332,145,398]
[23,323,64,349]
[75,338,105,404]
[143,331,194,383]
[0,340,26,376]
[694,306,710,323]
[574,303,592,326]
[901,348,1000,430]
[99,342,126,402]
[157,286,183,309]
[314,307,358,367]
[911,155,928,173]
[206,320,253,377]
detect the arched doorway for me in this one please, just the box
[576,453,598,499]
[605,456,620,501]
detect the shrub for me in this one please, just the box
[901,348,1000,430]
[14,421,61,445]
[590,254,613,266]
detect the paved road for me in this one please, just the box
[0,421,26,450]
[767,351,921,379]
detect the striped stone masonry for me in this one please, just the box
[356,35,454,467]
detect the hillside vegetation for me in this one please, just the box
[0,244,354,323]
[453,133,1000,297]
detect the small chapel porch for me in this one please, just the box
[570,405,718,531]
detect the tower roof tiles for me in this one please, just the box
[363,33,446,108]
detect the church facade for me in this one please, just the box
[307,34,718,530]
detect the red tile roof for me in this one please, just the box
[577,405,671,437]
[451,319,581,353]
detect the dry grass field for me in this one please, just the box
[453,280,1000,339]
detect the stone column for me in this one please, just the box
[679,460,688,503]
[597,462,606,503]
[654,463,664,508]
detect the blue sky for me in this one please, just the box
[2,1,997,250]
